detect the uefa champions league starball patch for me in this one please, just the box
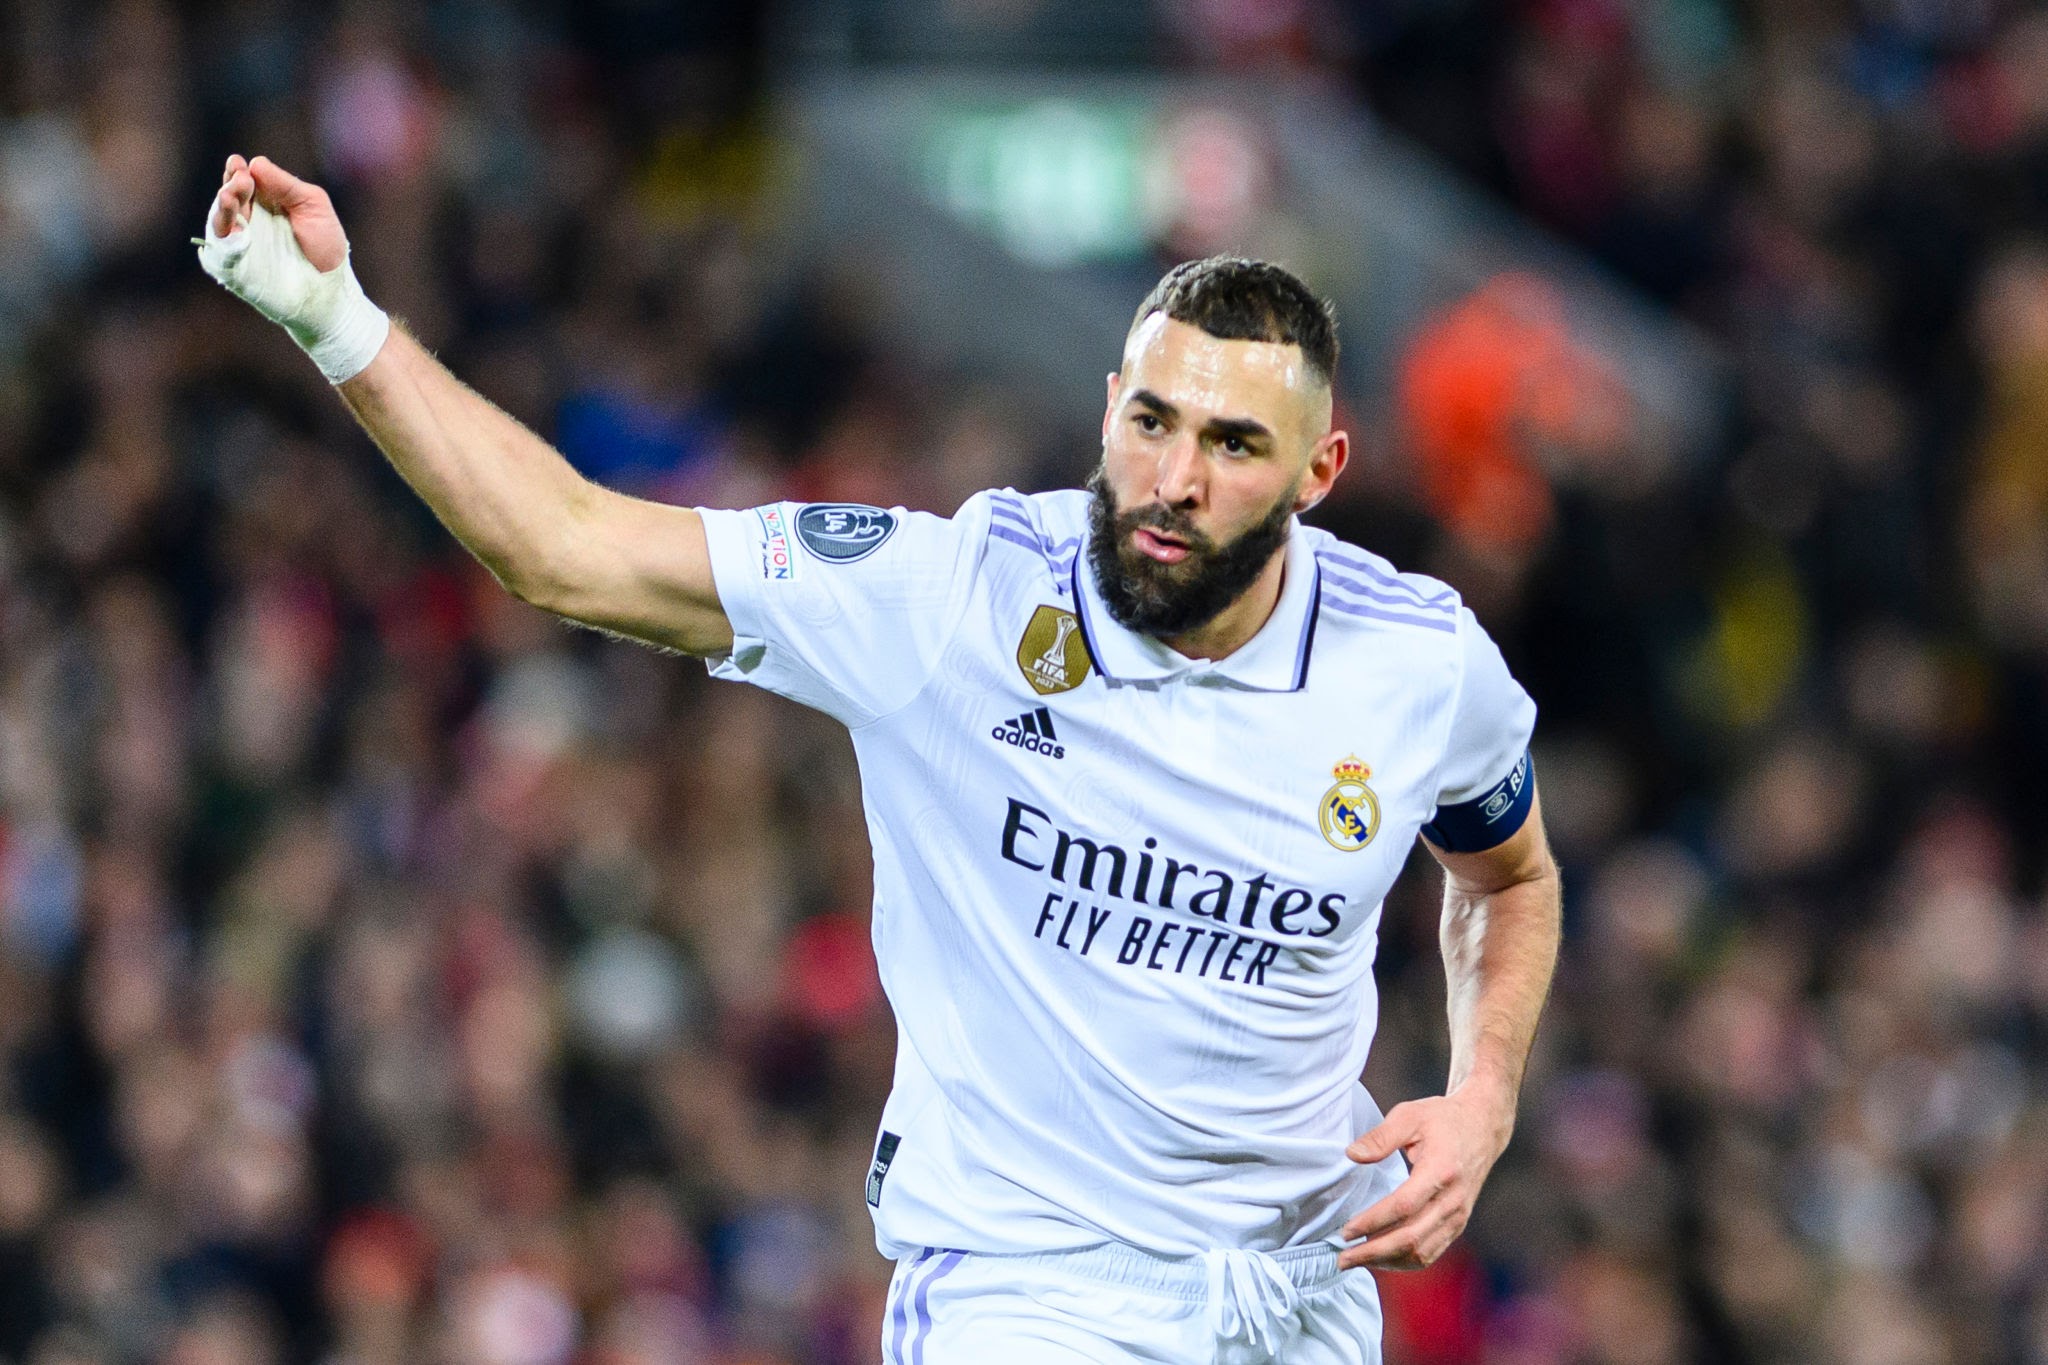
[1319,756,1381,852]
[795,503,897,562]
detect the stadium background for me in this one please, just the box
[2,0,2047,1361]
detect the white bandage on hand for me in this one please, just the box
[195,201,391,385]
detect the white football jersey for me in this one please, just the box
[697,489,1537,1258]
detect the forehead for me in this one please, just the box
[1120,314,1318,420]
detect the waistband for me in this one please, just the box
[974,1240,1342,1300]
[951,1241,1342,1350]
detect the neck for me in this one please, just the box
[1155,546,1290,662]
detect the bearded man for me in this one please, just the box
[199,153,1560,1364]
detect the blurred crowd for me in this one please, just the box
[2,1,2048,1364]
[1353,3,2048,1364]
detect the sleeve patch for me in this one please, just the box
[756,505,800,581]
[796,503,897,562]
[1421,751,1534,853]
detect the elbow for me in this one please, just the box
[494,496,598,616]
[474,535,581,617]
[500,562,583,620]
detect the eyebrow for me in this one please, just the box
[1127,389,1275,445]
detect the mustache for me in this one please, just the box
[1111,500,1212,554]
[1084,461,1299,638]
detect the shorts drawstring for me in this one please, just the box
[1202,1248,1302,1351]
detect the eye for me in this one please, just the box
[1134,413,1163,433]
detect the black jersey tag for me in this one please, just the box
[866,1131,902,1206]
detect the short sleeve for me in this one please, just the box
[698,497,991,728]
[1421,608,1538,853]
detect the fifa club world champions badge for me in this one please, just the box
[1017,605,1094,696]
[1320,756,1381,852]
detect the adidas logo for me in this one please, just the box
[991,706,1066,759]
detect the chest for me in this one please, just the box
[903,599,1458,941]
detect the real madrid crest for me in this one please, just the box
[1016,605,1094,696]
[1320,756,1381,852]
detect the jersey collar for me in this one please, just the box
[1071,520,1321,693]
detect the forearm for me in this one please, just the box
[1340,822,1562,1270]
[335,323,593,605]
[198,156,731,654]
[1440,853,1560,1125]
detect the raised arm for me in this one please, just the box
[200,154,733,656]
[336,324,733,654]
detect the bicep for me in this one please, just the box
[1423,789,1553,897]
[538,485,735,656]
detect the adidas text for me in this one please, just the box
[993,707,1065,760]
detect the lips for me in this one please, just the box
[1132,527,1191,564]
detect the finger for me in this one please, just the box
[222,153,247,184]
[1378,1200,1472,1271]
[1348,1106,1421,1165]
[1341,1166,1450,1241]
[247,155,321,211]
[211,171,255,237]
[1340,1227,1423,1271]
[1340,1208,1454,1271]
[1340,1238,1416,1271]
[1406,1217,1468,1270]
[211,184,240,238]
[1343,1188,1423,1242]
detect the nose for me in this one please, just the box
[1153,431,1204,510]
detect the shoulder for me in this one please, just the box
[765,498,981,572]
[1302,525,1463,640]
[974,487,1088,595]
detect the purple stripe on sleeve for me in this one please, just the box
[1320,550,1456,604]
[909,1251,966,1365]
[990,526,1042,552]
[1320,598,1461,633]
[989,504,1034,532]
[1318,570,1456,618]
[1315,552,1456,607]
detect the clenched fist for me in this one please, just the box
[196,154,388,383]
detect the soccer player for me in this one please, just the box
[199,154,1561,1363]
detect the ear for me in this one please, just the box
[1295,428,1349,514]
[1102,371,1121,444]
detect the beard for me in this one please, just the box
[1084,461,1299,639]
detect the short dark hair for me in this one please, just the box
[1129,256,1338,387]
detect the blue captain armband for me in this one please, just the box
[1421,751,1534,853]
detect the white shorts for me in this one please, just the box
[880,1241,1383,1365]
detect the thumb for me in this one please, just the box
[1348,1104,1420,1164]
